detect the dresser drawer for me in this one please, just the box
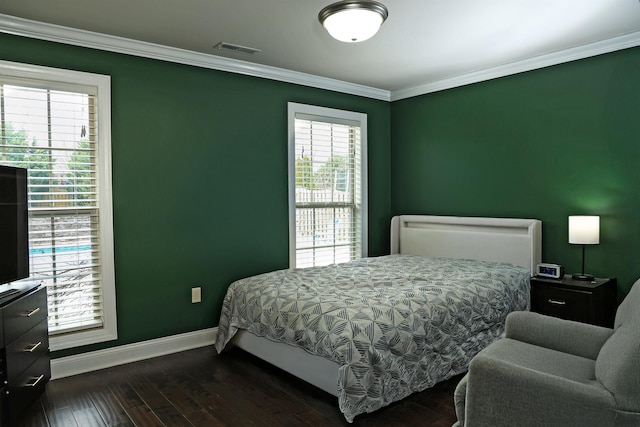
[531,285,591,323]
[3,287,47,345]
[7,353,50,424]
[5,320,49,383]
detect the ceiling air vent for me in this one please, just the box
[214,42,261,55]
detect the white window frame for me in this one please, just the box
[0,60,117,351]
[287,102,368,268]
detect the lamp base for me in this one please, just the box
[572,273,595,281]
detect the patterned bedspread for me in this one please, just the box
[214,255,530,422]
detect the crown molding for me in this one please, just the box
[0,14,391,102]
[391,30,640,101]
[2,14,638,103]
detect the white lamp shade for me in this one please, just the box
[322,8,384,42]
[568,215,600,245]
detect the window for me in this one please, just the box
[288,102,367,268]
[0,60,116,351]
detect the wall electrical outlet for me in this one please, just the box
[191,287,202,303]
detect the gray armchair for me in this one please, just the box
[453,279,640,427]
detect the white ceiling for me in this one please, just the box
[1,0,640,100]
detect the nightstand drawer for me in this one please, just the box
[531,285,591,323]
[530,275,616,327]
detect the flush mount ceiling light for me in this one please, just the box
[318,0,389,43]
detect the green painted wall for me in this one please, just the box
[391,46,640,298]
[0,33,391,357]
[4,31,639,358]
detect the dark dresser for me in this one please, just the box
[0,284,50,425]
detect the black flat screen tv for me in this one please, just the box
[0,165,29,285]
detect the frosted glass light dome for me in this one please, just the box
[319,1,389,43]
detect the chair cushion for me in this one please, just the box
[506,311,612,359]
[464,346,616,427]
[478,338,600,386]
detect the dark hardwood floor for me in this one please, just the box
[17,345,462,426]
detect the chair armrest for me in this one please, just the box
[464,355,616,427]
[506,311,613,360]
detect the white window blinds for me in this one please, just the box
[0,67,115,346]
[288,103,367,268]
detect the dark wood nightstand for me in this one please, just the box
[530,275,617,327]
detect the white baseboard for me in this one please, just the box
[50,327,218,380]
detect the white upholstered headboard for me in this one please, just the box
[390,215,542,274]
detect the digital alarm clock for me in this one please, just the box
[536,263,564,279]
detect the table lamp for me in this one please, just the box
[568,215,599,281]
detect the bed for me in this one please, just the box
[214,215,542,422]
